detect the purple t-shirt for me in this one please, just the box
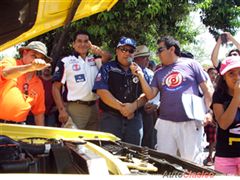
[151,58,207,122]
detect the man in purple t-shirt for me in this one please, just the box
[130,36,213,164]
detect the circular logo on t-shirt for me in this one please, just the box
[133,77,139,83]
[165,71,183,88]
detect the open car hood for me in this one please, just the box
[0,123,220,175]
[0,0,118,51]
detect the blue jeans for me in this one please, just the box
[99,111,143,145]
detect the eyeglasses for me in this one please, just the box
[230,53,239,56]
[156,46,167,54]
[118,47,135,54]
[23,83,29,95]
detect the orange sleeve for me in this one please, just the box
[0,57,16,84]
[0,58,31,122]
[30,79,46,115]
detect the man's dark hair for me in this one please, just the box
[157,36,181,56]
[73,30,91,42]
[180,51,194,59]
[227,49,240,56]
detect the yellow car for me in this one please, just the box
[0,0,219,176]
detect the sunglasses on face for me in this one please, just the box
[156,46,167,54]
[230,53,239,56]
[119,47,135,54]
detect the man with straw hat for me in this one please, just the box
[0,41,51,125]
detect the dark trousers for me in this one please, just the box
[141,110,157,149]
[26,111,59,127]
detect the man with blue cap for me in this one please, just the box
[93,37,148,145]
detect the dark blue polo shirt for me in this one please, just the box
[93,59,150,116]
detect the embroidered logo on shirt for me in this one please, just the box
[72,63,81,71]
[75,74,85,82]
[110,67,122,73]
[69,58,78,64]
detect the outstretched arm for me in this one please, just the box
[211,36,222,68]
[2,58,50,79]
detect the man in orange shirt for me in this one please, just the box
[0,41,51,125]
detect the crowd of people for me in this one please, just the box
[0,31,240,175]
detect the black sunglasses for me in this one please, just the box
[156,47,167,54]
[119,47,135,54]
[230,53,239,56]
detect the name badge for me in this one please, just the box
[75,74,85,82]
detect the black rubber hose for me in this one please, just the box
[0,159,35,173]
[0,135,19,145]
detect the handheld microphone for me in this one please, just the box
[128,57,140,75]
[128,57,133,64]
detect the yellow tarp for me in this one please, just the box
[0,0,118,51]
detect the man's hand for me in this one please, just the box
[88,41,102,54]
[203,112,216,126]
[130,62,144,77]
[144,102,158,114]
[31,59,51,71]
[58,109,69,124]
[119,102,137,119]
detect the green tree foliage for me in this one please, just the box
[198,0,240,39]
[31,0,198,62]
[77,0,198,49]
[29,0,239,64]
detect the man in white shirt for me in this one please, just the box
[52,30,112,130]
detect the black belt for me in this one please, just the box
[68,100,96,106]
[0,119,24,124]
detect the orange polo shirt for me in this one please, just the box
[0,57,45,122]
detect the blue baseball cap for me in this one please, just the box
[117,37,136,49]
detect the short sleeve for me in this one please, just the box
[191,60,207,85]
[150,72,159,89]
[212,91,224,105]
[52,60,65,84]
[92,64,110,92]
